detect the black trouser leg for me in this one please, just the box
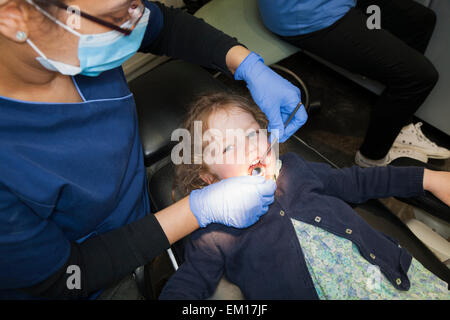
[282,0,438,160]
[356,0,436,54]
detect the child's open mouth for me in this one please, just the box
[248,159,266,176]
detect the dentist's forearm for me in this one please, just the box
[21,196,200,299]
[155,196,200,245]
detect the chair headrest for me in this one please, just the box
[129,60,226,166]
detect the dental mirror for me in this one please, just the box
[248,164,265,176]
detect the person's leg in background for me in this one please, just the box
[282,0,449,166]
[356,0,449,163]
[358,0,435,54]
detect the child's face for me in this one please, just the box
[200,106,277,183]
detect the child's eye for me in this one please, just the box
[247,130,258,138]
[223,145,235,154]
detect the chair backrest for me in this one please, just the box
[195,0,299,66]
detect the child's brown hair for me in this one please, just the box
[172,92,268,201]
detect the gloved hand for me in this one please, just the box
[189,175,276,228]
[235,52,308,143]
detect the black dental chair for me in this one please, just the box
[129,59,450,300]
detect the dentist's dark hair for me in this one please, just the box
[34,0,69,8]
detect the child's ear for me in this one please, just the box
[199,172,218,185]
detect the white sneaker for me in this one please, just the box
[393,122,450,159]
[388,146,429,163]
[355,147,428,168]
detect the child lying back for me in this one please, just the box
[160,92,450,300]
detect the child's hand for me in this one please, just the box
[423,169,450,207]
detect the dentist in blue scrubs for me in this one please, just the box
[0,0,307,299]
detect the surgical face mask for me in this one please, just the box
[25,1,150,77]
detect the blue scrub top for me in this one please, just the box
[258,0,356,36]
[0,1,163,298]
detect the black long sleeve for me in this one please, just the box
[141,1,243,76]
[20,213,170,299]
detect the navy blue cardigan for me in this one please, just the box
[160,153,425,300]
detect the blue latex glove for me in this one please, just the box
[235,52,308,143]
[189,175,276,228]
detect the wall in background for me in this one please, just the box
[416,0,450,135]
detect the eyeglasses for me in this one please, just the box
[35,0,145,36]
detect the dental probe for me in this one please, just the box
[249,101,304,176]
